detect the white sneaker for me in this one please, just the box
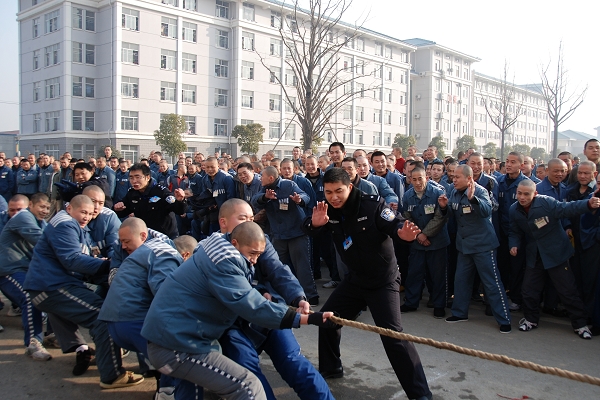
[7,306,22,317]
[575,326,592,340]
[26,338,52,361]
[155,387,175,400]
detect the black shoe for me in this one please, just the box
[320,367,343,379]
[445,315,468,323]
[73,348,95,376]
[308,297,319,306]
[591,326,600,336]
[500,324,512,333]
[433,308,446,319]
[485,304,493,316]
[400,304,417,313]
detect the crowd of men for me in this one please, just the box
[0,138,600,400]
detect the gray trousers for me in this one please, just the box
[272,235,318,299]
[147,342,266,400]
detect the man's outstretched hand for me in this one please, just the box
[397,220,421,241]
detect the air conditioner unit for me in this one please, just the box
[418,72,426,77]
[457,83,462,87]
[415,134,421,139]
[414,113,421,119]
[415,94,421,100]
[457,118,462,122]
[457,99,462,104]
[437,93,443,100]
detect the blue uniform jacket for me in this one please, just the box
[99,238,182,322]
[509,195,591,269]
[305,171,325,203]
[87,207,121,258]
[447,183,498,254]
[353,176,378,196]
[110,229,173,269]
[252,178,309,240]
[0,196,6,214]
[379,171,405,208]
[97,167,116,197]
[23,211,106,292]
[497,172,529,235]
[365,173,399,205]
[203,170,235,208]
[38,165,53,194]
[0,209,46,276]
[188,173,204,196]
[141,233,298,354]
[291,174,317,212]
[114,170,130,204]
[155,170,174,188]
[403,182,449,251]
[0,166,14,201]
[235,175,262,208]
[536,177,569,229]
[0,211,9,232]
[17,169,38,195]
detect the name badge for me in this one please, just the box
[534,216,549,229]
[213,190,219,197]
[424,205,435,214]
[343,236,353,250]
[462,205,472,214]
[279,202,289,210]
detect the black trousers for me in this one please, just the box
[318,273,431,400]
[498,232,526,304]
[522,259,587,329]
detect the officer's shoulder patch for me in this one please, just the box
[380,208,395,221]
[365,194,380,202]
[165,195,176,204]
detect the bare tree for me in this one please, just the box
[257,0,378,151]
[478,61,525,161]
[539,41,588,158]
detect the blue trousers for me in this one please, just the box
[272,235,318,299]
[107,320,199,399]
[220,327,334,400]
[452,250,511,325]
[0,272,43,346]
[29,285,123,383]
[404,247,447,309]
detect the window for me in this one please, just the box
[269,122,281,139]
[184,116,196,135]
[160,82,176,101]
[270,39,282,56]
[84,78,94,98]
[33,50,40,70]
[269,94,281,111]
[32,18,39,38]
[269,66,281,83]
[373,65,382,78]
[242,32,255,50]
[73,111,94,131]
[241,90,253,108]
[385,88,392,103]
[182,22,197,42]
[161,17,177,38]
[73,76,83,97]
[400,113,407,126]
[45,10,59,33]
[214,89,228,107]
[373,88,381,101]
[163,0,178,6]
[386,66,392,81]
[217,29,229,48]
[33,82,41,102]
[214,59,228,77]
[216,1,230,18]
[182,0,197,11]
[375,42,383,56]
[45,144,60,159]
[285,69,297,86]
[373,111,380,123]
[121,111,138,130]
[284,124,296,140]
[72,42,82,63]
[120,145,138,161]
[384,110,392,125]
[343,56,352,71]
[45,44,59,66]
[286,15,298,33]
[73,8,95,31]
[356,82,364,97]
[384,132,391,146]
[33,114,41,132]
[161,49,176,70]
[373,132,381,146]
[355,60,365,75]
[122,8,139,31]
[182,84,196,103]
[121,42,139,64]
[342,105,351,119]
[285,97,296,113]
[399,91,406,104]
[243,3,255,21]
[182,53,197,73]
[271,11,281,28]
[241,119,253,125]
[45,111,59,132]
[214,119,228,136]
[121,77,139,98]
[355,38,365,51]
[45,78,60,99]
[355,106,364,121]
[241,61,254,79]
[85,44,95,64]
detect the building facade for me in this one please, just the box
[17,0,413,160]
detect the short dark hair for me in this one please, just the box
[584,139,600,151]
[109,156,119,161]
[370,151,386,162]
[508,151,524,163]
[431,160,445,170]
[154,151,162,157]
[129,163,151,176]
[558,151,573,159]
[408,160,425,170]
[329,142,345,152]
[323,167,350,186]
[73,162,93,172]
[31,192,49,204]
[341,157,357,168]
[237,162,253,171]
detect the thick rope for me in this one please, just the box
[328,315,600,387]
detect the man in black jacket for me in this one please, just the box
[114,163,186,238]
[303,168,432,400]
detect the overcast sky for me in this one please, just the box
[1,0,597,136]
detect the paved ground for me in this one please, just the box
[1,271,600,400]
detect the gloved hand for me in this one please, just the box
[307,312,341,329]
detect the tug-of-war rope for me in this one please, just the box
[328,315,600,387]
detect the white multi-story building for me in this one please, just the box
[16,0,413,160]
[405,38,480,154]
